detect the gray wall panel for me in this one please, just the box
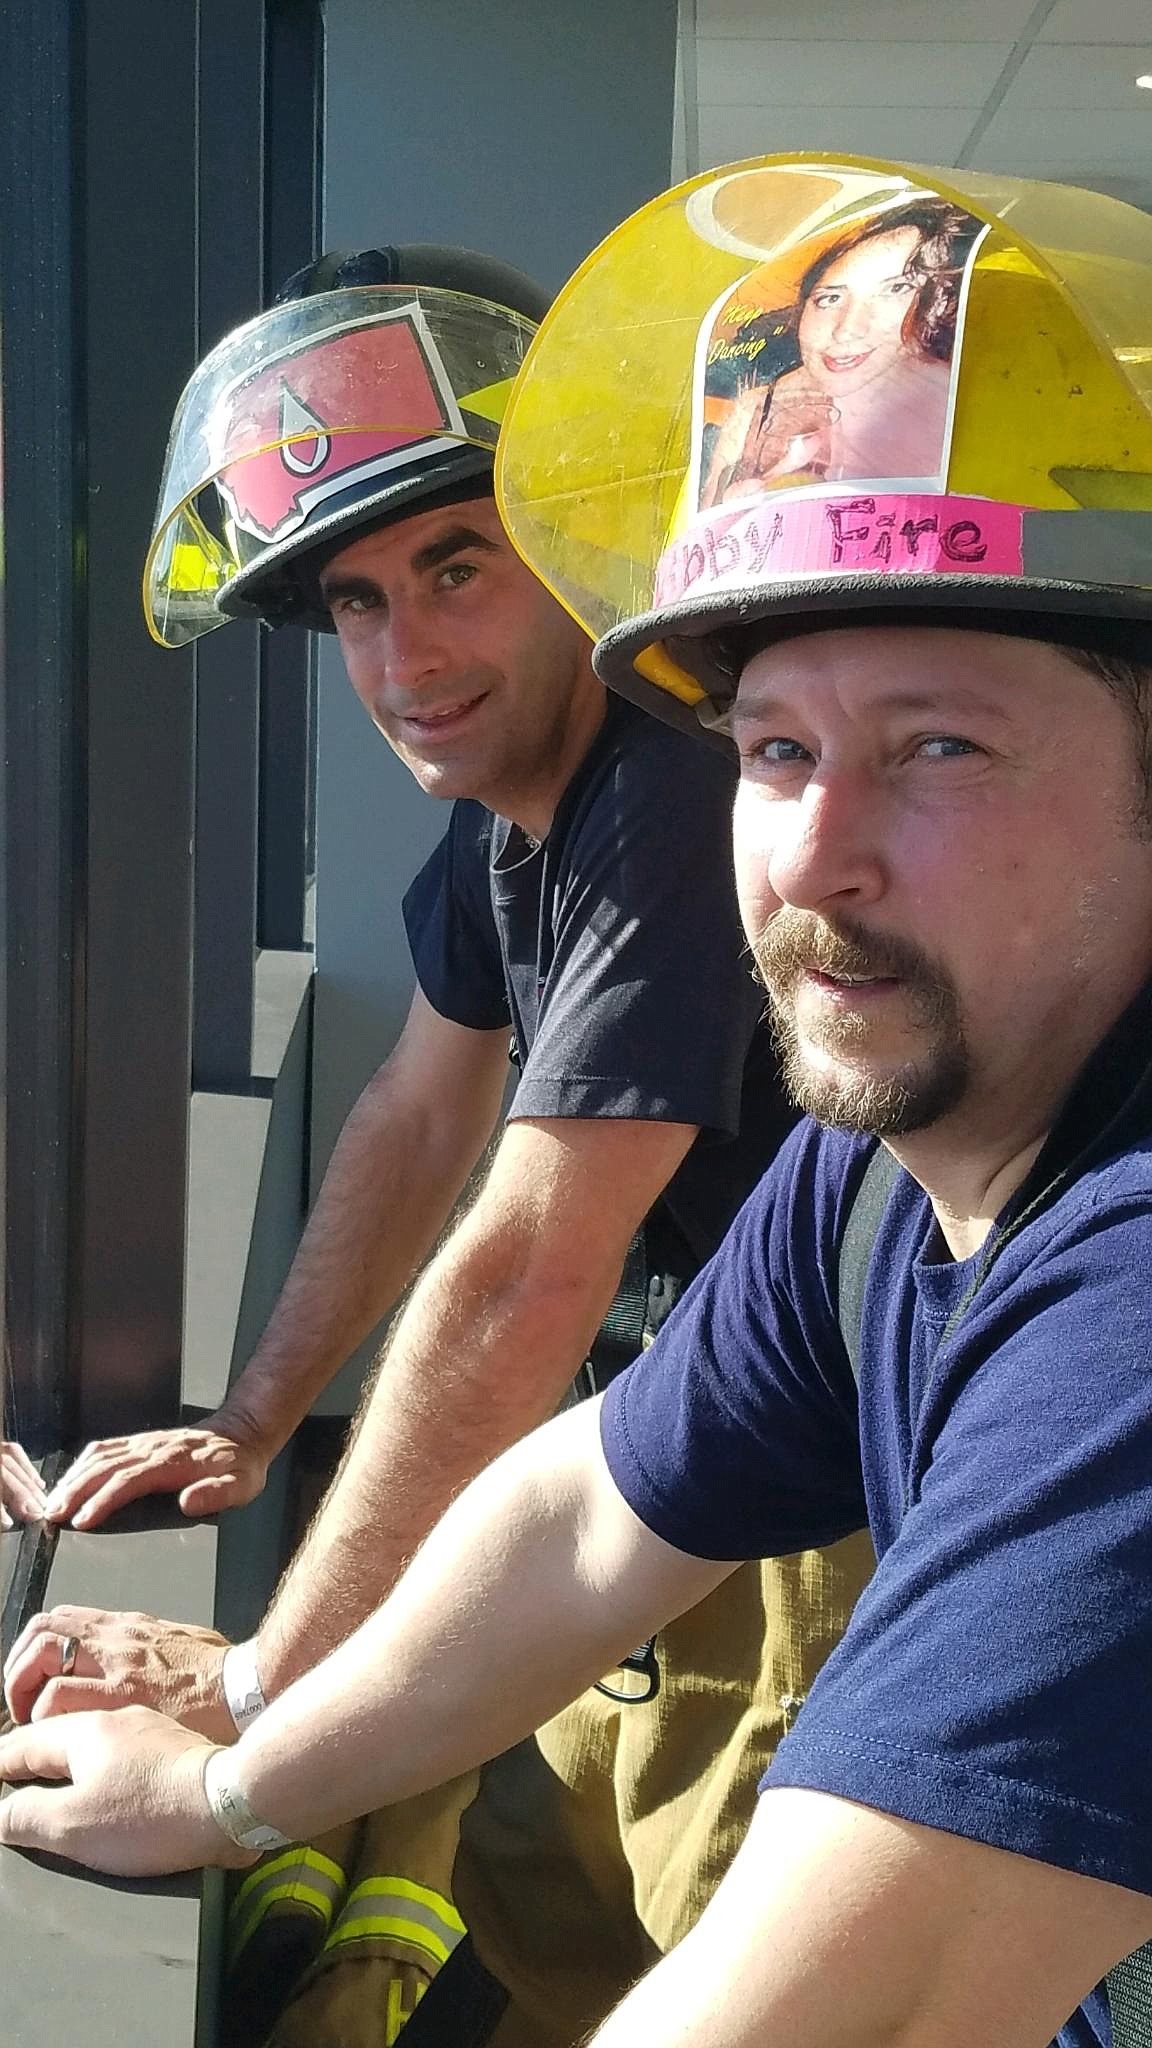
[322,0,679,286]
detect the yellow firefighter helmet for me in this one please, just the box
[496,155,1152,738]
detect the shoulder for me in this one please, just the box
[587,700,735,802]
[1080,1134,1152,1211]
[402,798,502,969]
[444,798,498,864]
[564,701,737,847]
[722,1119,873,1286]
[933,1139,1152,1426]
[415,800,500,908]
[997,1139,1152,1287]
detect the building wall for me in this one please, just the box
[311,0,678,1407]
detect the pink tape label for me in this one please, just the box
[653,493,1025,608]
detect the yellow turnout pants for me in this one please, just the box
[226,1533,873,2048]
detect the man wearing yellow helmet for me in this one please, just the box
[0,244,867,2046]
[7,166,1152,2048]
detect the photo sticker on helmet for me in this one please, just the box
[693,197,988,516]
[214,304,467,544]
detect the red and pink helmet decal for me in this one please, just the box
[214,312,465,544]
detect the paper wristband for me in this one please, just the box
[222,1638,268,1732]
[202,1745,292,1854]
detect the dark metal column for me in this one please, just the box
[75,0,198,1437]
[1,0,323,1453]
[259,0,325,954]
[0,0,85,1458]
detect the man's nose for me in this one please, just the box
[343,603,451,733]
[370,598,450,698]
[767,769,886,915]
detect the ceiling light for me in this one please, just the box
[1137,74,1152,88]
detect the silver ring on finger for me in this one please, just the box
[58,1633,80,1678]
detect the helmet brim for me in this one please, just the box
[593,571,1152,741]
[216,448,494,632]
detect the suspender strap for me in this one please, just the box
[836,1145,901,1383]
[580,1224,650,1397]
[1108,1942,1152,2046]
[597,1225,649,1358]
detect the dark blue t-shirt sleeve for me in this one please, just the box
[510,731,761,1136]
[402,801,510,1032]
[601,1121,870,1556]
[770,1188,1152,1904]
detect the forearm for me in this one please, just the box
[240,1404,729,1842]
[256,1216,620,1689]
[215,1071,495,1459]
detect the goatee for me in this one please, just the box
[751,908,970,1137]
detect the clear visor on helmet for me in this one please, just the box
[496,156,1152,703]
[145,284,537,646]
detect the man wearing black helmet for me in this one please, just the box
[6,246,868,2045]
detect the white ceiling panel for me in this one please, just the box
[696,38,1011,106]
[696,0,1042,43]
[1040,0,1152,42]
[971,104,1152,160]
[694,103,980,166]
[965,166,1152,199]
[1001,43,1152,105]
[681,0,1152,212]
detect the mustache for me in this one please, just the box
[750,909,948,994]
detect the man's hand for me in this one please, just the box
[3,1605,236,1741]
[41,1422,270,1529]
[0,1707,252,1875]
[1,1441,47,1527]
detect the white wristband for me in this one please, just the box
[222,1638,267,1732]
[202,1745,292,1854]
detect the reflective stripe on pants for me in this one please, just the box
[229,1845,345,1960]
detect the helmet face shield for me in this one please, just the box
[145,285,536,646]
[496,156,1152,731]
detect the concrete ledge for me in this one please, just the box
[184,950,314,1414]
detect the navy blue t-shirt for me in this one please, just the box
[602,994,1152,2048]
[402,694,796,1278]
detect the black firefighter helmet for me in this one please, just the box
[144,243,550,646]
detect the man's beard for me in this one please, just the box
[752,908,971,1137]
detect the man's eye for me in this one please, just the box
[439,561,478,589]
[741,736,813,767]
[916,734,978,759]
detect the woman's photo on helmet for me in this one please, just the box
[697,198,987,509]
